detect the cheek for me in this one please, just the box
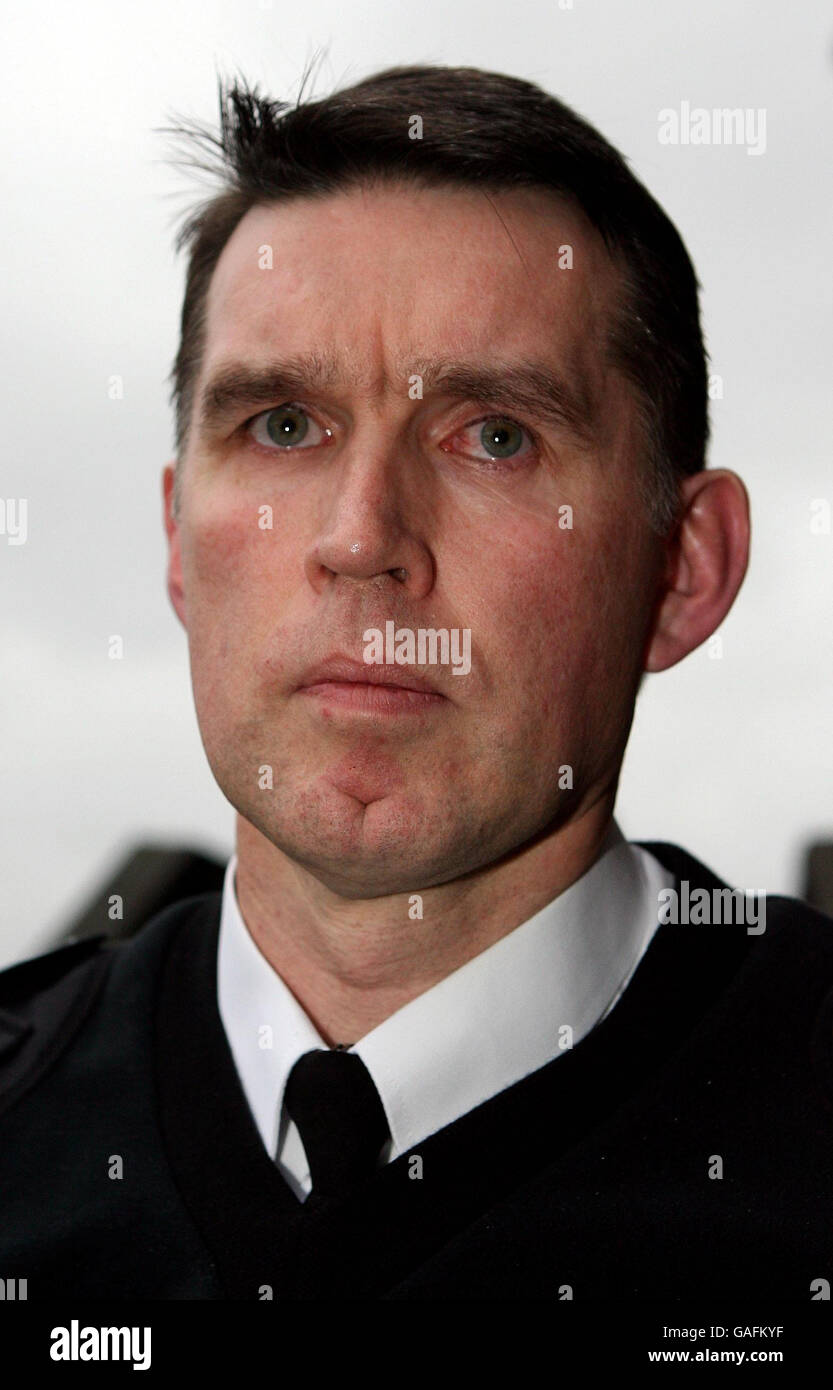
[182,501,288,669]
[467,520,640,731]
[463,524,581,681]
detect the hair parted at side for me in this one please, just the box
[162,62,710,533]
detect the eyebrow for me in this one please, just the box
[196,352,599,447]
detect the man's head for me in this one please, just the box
[162,65,748,898]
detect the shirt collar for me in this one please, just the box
[217,820,671,1160]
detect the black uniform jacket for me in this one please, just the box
[0,841,831,1300]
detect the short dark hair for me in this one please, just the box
[164,64,709,533]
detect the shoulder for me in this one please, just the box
[0,892,221,1119]
[0,934,114,1119]
[639,837,833,973]
[639,837,833,939]
[639,838,833,1084]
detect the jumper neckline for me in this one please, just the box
[153,841,754,1299]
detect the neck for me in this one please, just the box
[234,795,616,1047]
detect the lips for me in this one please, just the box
[296,654,444,696]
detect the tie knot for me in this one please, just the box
[283,1049,390,1206]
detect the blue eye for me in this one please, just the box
[442,415,536,463]
[248,403,328,450]
[478,418,526,459]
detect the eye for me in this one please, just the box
[247,403,331,451]
[442,415,537,463]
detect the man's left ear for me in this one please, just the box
[162,463,187,629]
[644,469,750,674]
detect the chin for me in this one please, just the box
[244,787,486,898]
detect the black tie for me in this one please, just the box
[283,1048,390,1207]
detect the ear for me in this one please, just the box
[644,469,750,673]
[162,463,187,629]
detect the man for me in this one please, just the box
[1,64,831,1302]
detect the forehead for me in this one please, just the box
[200,182,621,391]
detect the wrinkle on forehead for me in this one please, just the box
[199,183,624,414]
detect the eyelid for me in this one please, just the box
[243,399,311,423]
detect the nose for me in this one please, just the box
[304,438,435,600]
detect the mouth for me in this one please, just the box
[295,654,448,715]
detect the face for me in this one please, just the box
[164,182,663,897]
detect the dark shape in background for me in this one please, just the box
[58,845,226,946]
[803,841,833,921]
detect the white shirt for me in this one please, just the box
[216,821,675,1201]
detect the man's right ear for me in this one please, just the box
[162,464,187,628]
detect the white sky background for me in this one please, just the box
[1,0,831,964]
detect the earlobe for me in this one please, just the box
[643,469,750,674]
[162,464,187,629]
